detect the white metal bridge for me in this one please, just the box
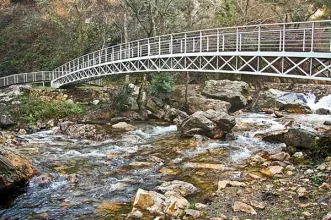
[0,20,331,88]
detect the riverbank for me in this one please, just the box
[0,81,331,219]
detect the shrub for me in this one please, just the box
[150,73,175,95]
[14,94,85,124]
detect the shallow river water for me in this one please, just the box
[1,113,330,219]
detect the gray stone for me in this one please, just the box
[179,110,236,139]
[187,95,231,114]
[0,103,15,128]
[316,108,330,115]
[202,80,249,111]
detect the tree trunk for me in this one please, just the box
[137,74,149,120]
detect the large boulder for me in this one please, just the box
[262,127,319,149]
[0,103,15,128]
[251,89,285,112]
[179,110,236,139]
[202,80,249,111]
[0,147,36,194]
[186,95,231,114]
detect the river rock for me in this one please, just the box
[132,189,166,215]
[156,180,199,196]
[202,80,249,111]
[217,180,246,191]
[262,127,318,149]
[324,121,331,126]
[112,122,136,131]
[0,103,15,128]
[316,108,330,115]
[0,146,36,194]
[62,124,97,139]
[186,95,231,114]
[164,108,189,125]
[179,110,236,139]
[269,152,291,162]
[251,89,285,112]
[232,201,257,215]
[260,166,283,177]
[163,191,190,217]
[280,101,312,114]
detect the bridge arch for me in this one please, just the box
[0,20,331,88]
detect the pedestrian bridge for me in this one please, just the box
[1,20,331,88]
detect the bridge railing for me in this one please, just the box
[53,20,331,79]
[0,71,55,88]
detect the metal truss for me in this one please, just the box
[51,53,331,86]
[0,20,331,88]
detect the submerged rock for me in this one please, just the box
[186,95,231,114]
[202,80,249,111]
[156,180,199,197]
[179,110,236,139]
[0,146,36,194]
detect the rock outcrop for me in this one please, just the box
[202,80,249,111]
[179,110,236,139]
[0,103,15,128]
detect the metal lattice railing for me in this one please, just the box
[1,20,331,88]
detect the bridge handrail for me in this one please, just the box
[52,20,331,80]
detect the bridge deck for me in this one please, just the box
[1,20,331,88]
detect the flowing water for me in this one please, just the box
[1,113,330,219]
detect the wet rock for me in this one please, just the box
[0,146,36,194]
[0,103,15,128]
[202,80,249,111]
[183,209,202,219]
[269,152,291,162]
[159,168,180,175]
[274,111,284,118]
[133,189,165,215]
[186,95,231,114]
[324,121,331,126]
[316,108,330,115]
[163,191,189,217]
[112,122,136,131]
[262,127,318,149]
[260,166,283,177]
[217,181,246,191]
[183,162,225,170]
[164,108,189,125]
[232,201,257,215]
[156,180,199,197]
[110,117,131,124]
[280,101,312,114]
[62,124,97,139]
[179,110,236,139]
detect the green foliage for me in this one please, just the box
[14,94,85,124]
[150,73,175,95]
[111,84,134,113]
[309,175,325,185]
[188,203,196,210]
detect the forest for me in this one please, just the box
[0,0,330,77]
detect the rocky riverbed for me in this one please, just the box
[0,81,331,219]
